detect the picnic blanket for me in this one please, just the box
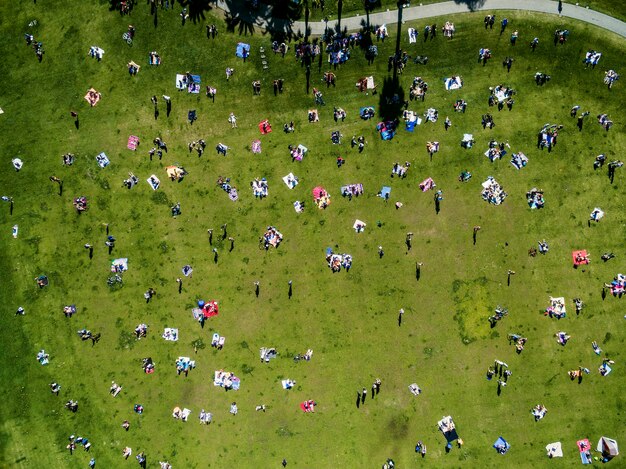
[258,119,272,134]
[485,148,505,162]
[175,74,187,90]
[461,134,474,149]
[300,400,316,412]
[419,177,436,192]
[229,188,238,201]
[251,140,261,154]
[176,74,201,93]
[329,49,350,64]
[211,333,225,348]
[572,250,589,266]
[96,152,109,168]
[111,258,128,272]
[127,135,139,150]
[84,88,101,106]
[403,110,421,131]
[599,362,612,376]
[88,46,104,59]
[236,42,250,58]
[377,121,396,140]
[147,175,160,190]
[493,437,510,454]
[356,76,376,92]
[149,52,161,65]
[341,183,363,197]
[353,220,366,232]
[546,442,563,458]
[214,370,240,390]
[166,166,186,181]
[379,186,391,199]
[408,28,417,43]
[252,178,268,198]
[511,152,528,169]
[360,106,375,120]
[444,76,463,90]
[176,356,195,370]
[294,201,304,213]
[481,177,507,205]
[408,383,421,395]
[438,416,459,442]
[281,379,296,390]
[282,173,299,189]
[291,144,308,161]
[10,158,21,171]
[578,439,592,464]
[196,300,219,318]
[162,328,178,341]
[590,208,604,221]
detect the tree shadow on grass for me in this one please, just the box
[177,0,214,24]
[454,0,486,12]
[224,11,256,36]
[378,75,405,122]
[223,0,300,38]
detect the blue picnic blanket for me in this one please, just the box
[236,43,250,58]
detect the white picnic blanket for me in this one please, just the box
[545,442,563,458]
[162,328,178,341]
[282,173,299,189]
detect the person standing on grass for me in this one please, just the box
[530,37,539,51]
[473,226,481,245]
[406,232,413,250]
[500,17,508,35]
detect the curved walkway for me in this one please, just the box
[215,0,626,38]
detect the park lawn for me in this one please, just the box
[0,1,625,468]
[305,0,626,23]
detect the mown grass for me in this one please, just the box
[305,0,626,23]
[0,1,624,468]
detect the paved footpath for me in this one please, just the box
[215,0,626,38]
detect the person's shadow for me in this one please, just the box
[356,392,361,408]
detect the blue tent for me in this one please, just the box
[493,437,510,455]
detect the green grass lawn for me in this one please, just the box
[0,1,625,468]
[304,0,626,23]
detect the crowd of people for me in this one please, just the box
[11,2,624,467]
